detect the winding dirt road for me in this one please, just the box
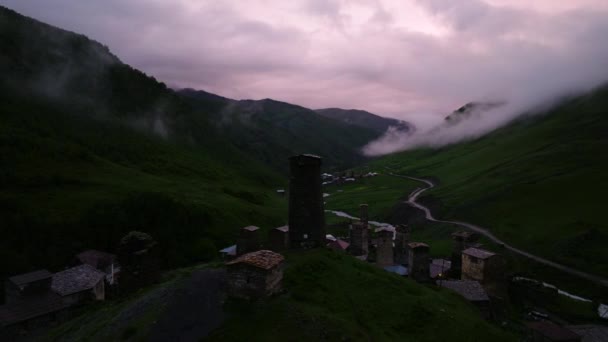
[388,172,608,288]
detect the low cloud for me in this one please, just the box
[2,0,608,150]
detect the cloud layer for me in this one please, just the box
[3,0,608,150]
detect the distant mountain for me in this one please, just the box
[179,89,382,173]
[315,108,412,134]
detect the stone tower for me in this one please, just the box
[237,226,261,256]
[450,231,477,278]
[268,225,289,252]
[375,228,394,267]
[359,204,369,224]
[408,242,430,282]
[349,221,369,256]
[394,224,410,265]
[288,154,326,248]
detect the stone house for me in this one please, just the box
[461,247,504,285]
[0,292,68,339]
[76,249,119,285]
[527,321,581,342]
[226,250,284,300]
[52,265,106,306]
[4,270,53,305]
[439,280,490,318]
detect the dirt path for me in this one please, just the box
[388,172,608,288]
[148,268,227,341]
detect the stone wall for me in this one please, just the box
[227,264,283,300]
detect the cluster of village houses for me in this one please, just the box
[0,250,119,336]
[3,154,606,341]
[220,154,607,342]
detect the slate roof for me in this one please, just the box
[0,293,67,327]
[8,270,52,286]
[527,322,581,341]
[77,250,116,270]
[567,324,608,342]
[242,226,260,232]
[408,242,429,249]
[275,225,289,233]
[226,250,284,270]
[440,280,490,302]
[327,239,350,251]
[384,265,408,276]
[463,247,496,259]
[219,245,237,256]
[430,259,451,278]
[52,265,105,296]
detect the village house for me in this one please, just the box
[236,225,261,256]
[52,265,106,306]
[566,324,608,342]
[327,238,350,252]
[4,270,53,305]
[1,270,68,338]
[527,321,581,342]
[430,259,451,280]
[268,225,289,252]
[0,292,68,338]
[439,280,490,318]
[226,250,285,300]
[461,247,504,285]
[75,249,119,285]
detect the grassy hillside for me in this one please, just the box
[0,6,287,284]
[369,86,608,277]
[179,90,381,173]
[209,249,516,341]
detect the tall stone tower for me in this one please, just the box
[394,224,410,265]
[349,221,369,256]
[408,242,430,282]
[450,231,477,278]
[375,227,394,267]
[359,204,369,224]
[288,154,326,248]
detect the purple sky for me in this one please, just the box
[3,0,608,124]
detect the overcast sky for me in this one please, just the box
[3,0,608,123]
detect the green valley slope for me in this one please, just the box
[0,6,287,283]
[370,86,608,277]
